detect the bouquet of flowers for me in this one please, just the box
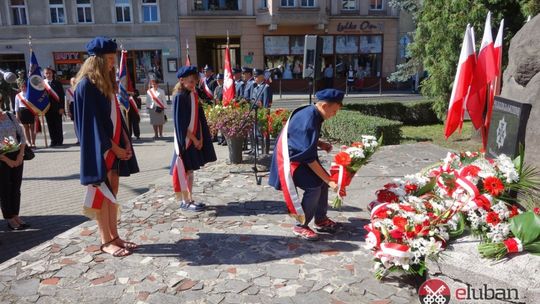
[257,108,290,138]
[1,136,19,155]
[478,210,540,260]
[330,135,381,209]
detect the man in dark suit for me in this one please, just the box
[43,67,65,146]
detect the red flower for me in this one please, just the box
[461,165,481,177]
[384,183,398,189]
[509,205,520,218]
[376,189,399,204]
[473,195,491,211]
[404,183,418,194]
[392,216,408,232]
[351,141,364,148]
[334,151,352,166]
[423,201,433,210]
[486,211,501,226]
[483,176,505,196]
[389,229,404,240]
[398,204,415,213]
[534,207,540,215]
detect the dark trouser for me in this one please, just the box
[0,152,24,219]
[45,106,63,145]
[325,77,333,89]
[298,183,329,227]
[128,110,140,138]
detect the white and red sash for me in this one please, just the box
[128,97,139,115]
[44,81,60,103]
[17,92,38,115]
[66,88,74,102]
[147,88,166,109]
[203,78,214,99]
[172,91,199,195]
[276,109,305,224]
[84,96,122,209]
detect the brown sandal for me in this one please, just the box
[100,238,132,257]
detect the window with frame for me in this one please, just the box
[142,0,159,22]
[341,0,356,10]
[10,0,27,25]
[49,0,65,24]
[76,0,93,23]
[280,0,295,7]
[115,0,131,23]
[370,0,383,10]
[260,0,267,9]
[300,0,315,7]
[193,0,240,10]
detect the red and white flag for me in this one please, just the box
[444,24,476,138]
[484,19,504,134]
[466,12,497,130]
[222,45,235,107]
[185,40,192,66]
[84,183,116,209]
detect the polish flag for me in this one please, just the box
[444,24,476,138]
[466,12,497,130]
[222,45,235,107]
[484,19,504,139]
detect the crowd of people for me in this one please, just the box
[1,35,345,255]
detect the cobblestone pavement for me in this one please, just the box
[0,142,449,303]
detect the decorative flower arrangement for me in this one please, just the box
[258,108,291,138]
[330,135,381,209]
[1,136,19,154]
[204,102,254,139]
[365,150,540,280]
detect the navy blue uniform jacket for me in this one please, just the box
[268,105,324,189]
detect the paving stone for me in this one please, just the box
[267,264,300,280]
[10,279,39,297]
[214,280,252,294]
[82,285,126,299]
[146,292,180,304]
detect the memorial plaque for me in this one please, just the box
[486,96,532,159]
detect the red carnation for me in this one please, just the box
[392,216,408,232]
[473,195,491,211]
[389,229,404,240]
[398,204,415,213]
[461,165,481,177]
[334,151,352,166]
[486,211,501,226]
[483,176,505,196]
[534,207,540,215]
[376,189,399,204]
[509,205,519,218]
[404,183,418,194]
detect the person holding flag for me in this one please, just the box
[171,66,216,212]
[145,78,167,140]
[74,36,139,257]
[43,67,65,147]
[14,81,37,148]
[268,89,342,241]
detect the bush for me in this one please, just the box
[322,110,402,145]
[343,100,440,126]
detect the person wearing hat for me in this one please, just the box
[233,68,243,101]
[145,78,166,140]
[213,73,224,105]
[268,88,344,241]
[171,66,217,212]
[241,66,254,101]
[74,36,139,257]
[43,66,65,146]
[198,64,216,104]
[250,68,273,154]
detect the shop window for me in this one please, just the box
[341,0,356,10]
[260,0,267,9]
[370,0,383,10]
[300,0,315,7]
[321,36,334,55]
[336,35,359,54]
[193,0,240,10]
[142,0,159,22]
[280,0,295,7]
[133,50,163,83]
[76,0,93,23]
[49,0,65,24]
[335,34,382,78]
[53,52,87,84]
[265,55,304,79]
[115,0,132,23]
[10,0,28,25]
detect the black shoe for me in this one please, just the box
[7,223,25,231]
[20,222,31,228]
[243,150,254,155]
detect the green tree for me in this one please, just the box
[390,0,538,120]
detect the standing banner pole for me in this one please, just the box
[41,114,48,147]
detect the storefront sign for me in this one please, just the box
[53,52,83,64]
[336,21,382,33]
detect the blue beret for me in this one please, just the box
[253,68,265,76]
[315,89,345,103]
[176,66,198,78]
[203,65,213,71]
[241,66,252,73]
[233,68,242,74]
[86,36,117,56]
[216,73,224,80]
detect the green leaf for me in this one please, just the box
[415,177,436,196]
[510,211,540,244]
[524,241,540,254]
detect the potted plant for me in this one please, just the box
[205,102,254,164]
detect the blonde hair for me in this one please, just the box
[172,74,198,95]
[74,55,115,98]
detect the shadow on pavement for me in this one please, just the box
[23,173,80,181]
[136,232,359,265]
[210,200,289,217]
[0,215,88,264]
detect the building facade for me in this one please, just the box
[179,0,414,91]
[0,0,180,88]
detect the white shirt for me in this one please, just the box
[14,93,27,111]
[146,87,166,109]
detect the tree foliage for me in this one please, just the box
[390,0,538,120]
